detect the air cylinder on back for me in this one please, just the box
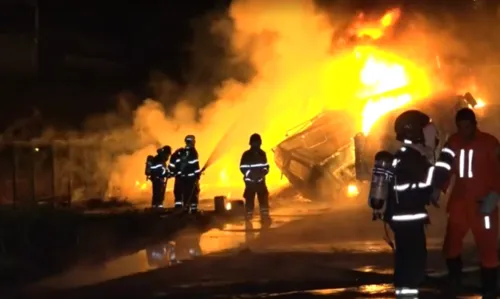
[368,150,394,211]
[145,155,154,176]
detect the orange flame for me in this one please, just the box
[352,8,401,40]
[135,180,149,191]
[355,46,431,134]
[114,5,437,201]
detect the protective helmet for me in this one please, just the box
[161,145,172,156]
[249,133,262,146]
[394,110,430,144]
[185,134,195,146]
[455,107,477,125]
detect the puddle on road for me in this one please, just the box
[257,284,394,298]
[257,284,482,298]
[31,215,292,290]
[29,201,453,294]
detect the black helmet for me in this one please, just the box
[161,145,172,155]
[157,145,172,156]
[185,135,195,147]
[249,133,262,146]
[394,110,430,144]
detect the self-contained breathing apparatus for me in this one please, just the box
[145,155,154,179]
[368,150,394,221]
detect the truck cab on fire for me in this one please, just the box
[273,92,485,201]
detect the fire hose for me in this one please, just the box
[373,212,395,251]
[185,121,241,211]
[201,120,240,172]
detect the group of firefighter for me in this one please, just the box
[145,133,271,222]
[369,107,500,298]
[145,105,499,297]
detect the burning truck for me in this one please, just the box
[273,92,485,201]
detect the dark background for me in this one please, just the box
[0,0,496,132]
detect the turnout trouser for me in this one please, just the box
[151,178,166,207]
[243,181,269,219]
[174,177,200,211]
[391,220,427,297]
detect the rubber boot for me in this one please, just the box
[446,257,462,295]
[480,267,497,299]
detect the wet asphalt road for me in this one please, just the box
[23,196,487,298]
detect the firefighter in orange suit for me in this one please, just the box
[432,108,500,298]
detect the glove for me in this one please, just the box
[245,170,260,182]
[479,192,500,215]
[429,188,442,208]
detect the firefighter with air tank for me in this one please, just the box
[145,146,172,208]
[368,110,439,298]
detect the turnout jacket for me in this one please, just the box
[169,147,201,178]
[239,148,269,183]
[385,145,433,222]
[150,155,168,178]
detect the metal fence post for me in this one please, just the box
[11,145,17,206]
[50,143,56,203]
[30,146,36,204]
[68,143,72,207]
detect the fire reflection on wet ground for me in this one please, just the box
[237,284,483,299]
[28,198,484,298]
[31,209,301,290]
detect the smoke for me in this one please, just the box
[103,0,346,202]
[26,0,500,204]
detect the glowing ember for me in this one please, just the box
[135,180,149,191]
[346,183,360,197]
[475,98,486,108]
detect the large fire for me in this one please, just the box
[120,2,437,201]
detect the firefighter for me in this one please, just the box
[149,146,171,208]
[369,110,437,298]
[239,133,270,224]
[432,108,500,298]
[169,135,201,212]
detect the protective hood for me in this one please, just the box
[404,122,439,163]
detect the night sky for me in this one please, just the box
[0,0,231,130]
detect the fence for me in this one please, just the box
[0,141,109,206]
